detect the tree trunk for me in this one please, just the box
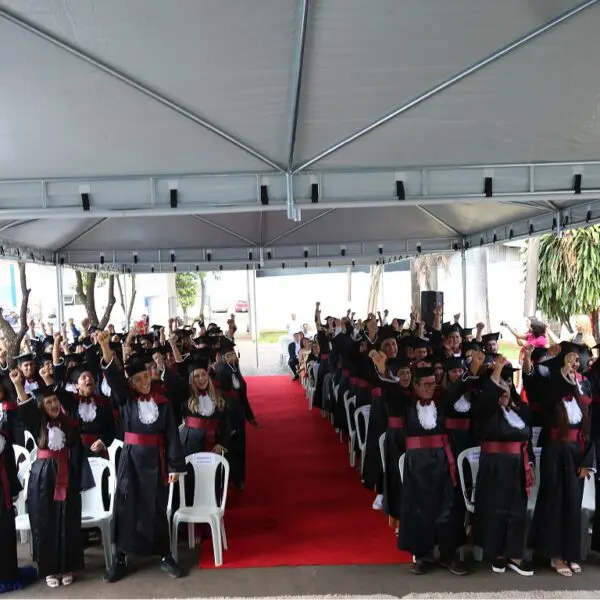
[410,258,421,316]
[425,263,438,291]
[0,262,31,363]
[367,265,383,315]
[127,275,137,326]
[98,275,116,329]
[199,275,206,316]
[117,274,137,328]
[473,248,492,332]
[523,237,540,318]
[182,307,188,323]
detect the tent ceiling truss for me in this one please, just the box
[0,1,598,273]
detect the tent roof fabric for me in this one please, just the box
[0,0,599,272]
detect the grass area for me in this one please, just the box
[258,330,288,344]
[499,340,522,361]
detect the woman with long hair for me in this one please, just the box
[528,346,594,576]
[11,373,88,589]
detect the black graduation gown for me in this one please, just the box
[103,361,186,556]
[398,400,463,560]
[362,377,386,492]
[472,379,534,559]
[18,401,88,577]
[585,366,600,552]
[0,427,22,585]
[528,371,595,562]
[313,331,331,410]
[381,383,409,520]
[180,400,230,456]
[59,390,116,459]
[0,386,25,447]
[214,362,255,488]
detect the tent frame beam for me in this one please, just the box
[192,215,258,247]
[0,7,285,173]
[293,0,599,172]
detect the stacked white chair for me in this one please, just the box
[379,433,386,474]
[343,393,357,467]
[13,445,31,545]
[169,452,230,567]
[81,457,117,569]
[354,405,371,475]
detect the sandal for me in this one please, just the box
[46,575,60,588]
[550,559,573,577]
[569,562,582,573]
[61,573,74,586]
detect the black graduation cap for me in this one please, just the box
[501,364,520,380]
[393,318,406,329]
[15,353,36,365]
[68,363,96,384]
[442,323,462,336]
[378,325,397,343]
[412,366,436,381]
[385,356,411,373]
[409,337,430,349]
[444,357,465,371]
[137,333,154,343]
[220,338,236,354]
[175,329,193,339]
[481,332,501,345]
[109,341,122,352]
[124,357,148,378]
[151,325,162,332]
[461,341,482,354]
[32,383,60,401]
[37,353,53,368]
[207,328,223,337]
[531,347,548,363]
[65,352,85,365]
[188,357,210,375]
[461,328,474,339]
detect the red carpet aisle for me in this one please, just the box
[201,376,411,568]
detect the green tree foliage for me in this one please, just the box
[537,227,600,325]
[175,272,199,319]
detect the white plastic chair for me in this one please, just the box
[23,430,37,454]
[526,447,542,518]
[399,453,405,481]
[14,466,32,552]
[107,439,123,492]
[354,405,371,475]
[581,475,596,559]
[379,433,386,474]
[81,457,116,569]
[169,452,230,567]
[343,393,357,467]
[12,444,30,470]
[457,446,480,513]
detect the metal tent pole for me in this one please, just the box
[252,266,259,370]
[55,264,65,324]
[461,249,468,326]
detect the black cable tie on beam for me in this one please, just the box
[396,180,405,200]
[529,223,534,235]
[260,185,269,206]
[552,217,557,230]
[586,211,592,223]
[573,173,582,195]
[310,183,319,203]
[81,193,90,211]
[484,177,493,198]
[170,189,178,208]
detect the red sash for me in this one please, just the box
[124,432,168,484]
[405,434,457,486]
[387,416,404,428]
[445,418,471,431]
[37,448,69,501]
[1,401,17,412]
[481,441,534,497]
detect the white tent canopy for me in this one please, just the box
[1,0,600,273]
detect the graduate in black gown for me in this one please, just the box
[472,355,535,576]
[11,373,88,589]
[97,331,186,583]
[528,346,595,577]
[214,338,258,490]
[394,366,468,575]
[0,422,36,593]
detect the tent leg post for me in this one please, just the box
[252,266,259,370]
[461,248,467,326]
[55,264,65,325]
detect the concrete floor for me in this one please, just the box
[10,544,600,599]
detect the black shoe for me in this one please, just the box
[411,559,432,575]
[507,559,534,577]
[104,558,127,583]
[492,558,507,573]
[160,554,182,578]
[440,559,469,576]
